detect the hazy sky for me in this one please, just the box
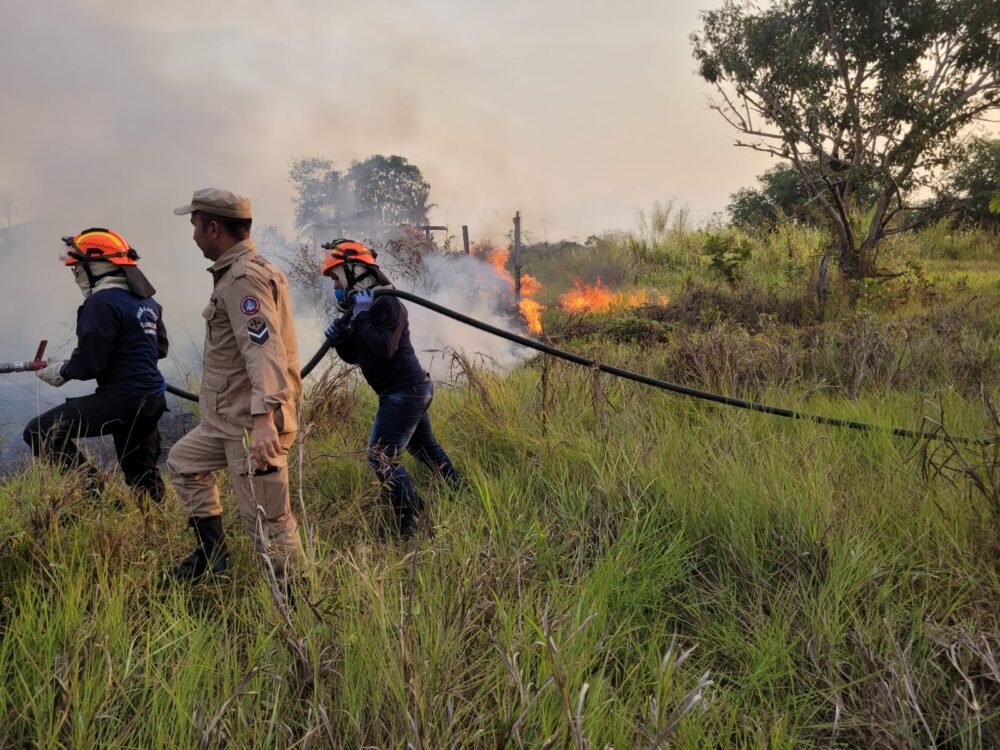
[0,0,773,240]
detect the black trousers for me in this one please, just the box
[23,390,168,503]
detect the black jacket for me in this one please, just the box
[332,296,426,395]
[61,287,168,396]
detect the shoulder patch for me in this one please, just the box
[240,296,260,316]
[247,316,270,346]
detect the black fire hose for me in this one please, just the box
[166,289,993,446]
[165,340,331,403]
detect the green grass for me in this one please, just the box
[2,358,998,747]
[2,224,999,748]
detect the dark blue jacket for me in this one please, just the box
[332,296,426,395]
[60,287,168,396]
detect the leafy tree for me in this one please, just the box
[703,233,752,288]
[289,154,431,235]
[346,155,431,227]
[728,163,815,227]
[289,158,344,230]
[941,137,1000,228]
[729,162,880,228]
[692,0,1000,277]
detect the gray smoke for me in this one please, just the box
[289,237,534,382]
[402,252,533,377]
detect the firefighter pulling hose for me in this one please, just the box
[320,239,460,538]
[19,228,170,504]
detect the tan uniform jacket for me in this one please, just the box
[199,239,302,439]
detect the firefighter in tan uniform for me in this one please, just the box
[167,188,304,584]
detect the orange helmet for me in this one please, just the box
[61,228,140,266]
[321,238,378,277]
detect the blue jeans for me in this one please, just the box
[367,378,458,526]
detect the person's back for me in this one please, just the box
[332,293,424,395]
[65,285,167,396]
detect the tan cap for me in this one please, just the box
[173,188,252,219]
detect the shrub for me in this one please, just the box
[703,233,752,289]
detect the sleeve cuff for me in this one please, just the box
[251,389,293,415]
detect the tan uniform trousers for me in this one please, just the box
[167,425,303,580]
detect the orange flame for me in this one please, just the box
[559,279,669,314]
[484,248,510,279]
[519,298,544,334]
[477,245,545,334]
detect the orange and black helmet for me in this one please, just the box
[61,228,140,267]
[320,238,378,277]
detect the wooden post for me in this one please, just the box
[513,211,522,301]
[417,225,448,242]
[462,225,470,255]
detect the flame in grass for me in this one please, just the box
[559,278,669,314]
[518,298,544,335]
[480,246,545,334]
[472,248,668,334]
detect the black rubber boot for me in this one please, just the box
[171,516,228,581]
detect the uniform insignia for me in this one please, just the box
[240,296,261,315]
[136,305,159,336]
[247,317,270,346]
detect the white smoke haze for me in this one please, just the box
[387,251,534,378]
[0,0,779,460]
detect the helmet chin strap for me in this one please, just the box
[333,265,387,313]
[75,260,124,296]
[343,260,378,290]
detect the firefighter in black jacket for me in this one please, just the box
[321,239,459,538]
[24,228,169,505]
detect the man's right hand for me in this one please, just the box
[37,361,66,387]
[250,412,281,470]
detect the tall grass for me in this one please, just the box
[1,351,998,747]
[2,224,999,747]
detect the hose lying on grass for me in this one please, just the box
[166,288,994,446]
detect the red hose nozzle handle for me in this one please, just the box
[26,339,48,370]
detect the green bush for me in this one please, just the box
[702,232,753,289]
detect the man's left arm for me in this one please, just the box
[156,313,169,359]
[221,274,295,468]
